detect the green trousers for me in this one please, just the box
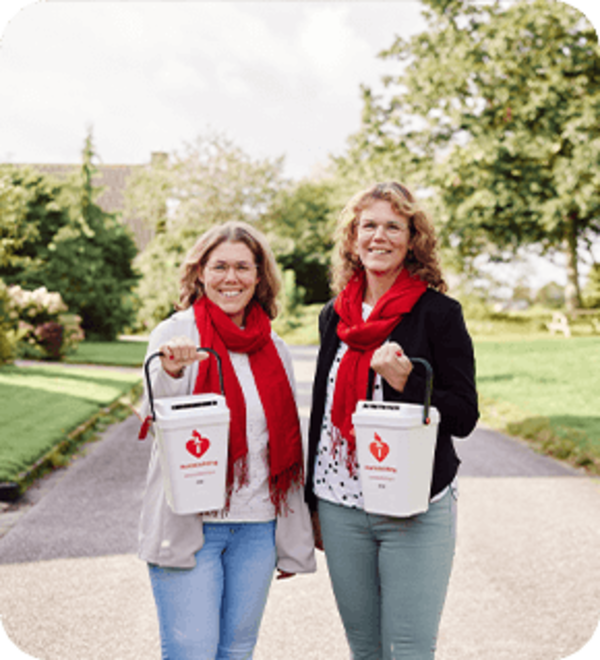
[318,487,457,660]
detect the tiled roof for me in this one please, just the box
[10,154,169,251]
[32,163,135,214]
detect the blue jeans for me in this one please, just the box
[318,488,457,660]
[148,521,276,660]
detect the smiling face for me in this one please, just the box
[199,241,260,327]
[356,199,412,286]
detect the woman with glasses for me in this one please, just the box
[305,182,478,659]
[139,221,316,659]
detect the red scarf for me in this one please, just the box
[193,297,303,514]
[331,269,427,472]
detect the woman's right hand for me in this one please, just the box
[159,336,206,378]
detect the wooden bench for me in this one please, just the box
[546,310,600,338]
[546,312,571,337]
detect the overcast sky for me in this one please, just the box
[0,0,599,292]
[0,0,432,180]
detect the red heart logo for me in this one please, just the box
[369,432,389,462]
[186,430,210,458]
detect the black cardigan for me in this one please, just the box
[304,288,479,512]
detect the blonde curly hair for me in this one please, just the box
[331,181,447,294]
[177,221,281,319]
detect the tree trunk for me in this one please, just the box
[564,215,582,312]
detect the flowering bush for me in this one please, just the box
[7,285,85,360]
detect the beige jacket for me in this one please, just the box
[137,307,317,573]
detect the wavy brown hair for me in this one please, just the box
[331,181,447,294]
[178,221,281,319]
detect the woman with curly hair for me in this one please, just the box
[305,182,479,659]
[138,221,315,659]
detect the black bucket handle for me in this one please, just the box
[368,356,433,425]
[409,357,433,425]
[144,347,224,422]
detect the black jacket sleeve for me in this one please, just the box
[384,290,479,439]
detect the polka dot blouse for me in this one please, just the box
[313,303,383,509]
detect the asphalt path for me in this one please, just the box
[0,346,599,659]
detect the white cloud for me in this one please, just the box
[155,59,207,91]
[1,0,596,183]
[298,5,372,88]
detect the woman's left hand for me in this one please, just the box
[276,569,296,580]
[371,341,412,393]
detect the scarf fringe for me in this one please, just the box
[232,454,250,490]
[221,455,250,513]
[331,425,358,477]
[269,462,304,516]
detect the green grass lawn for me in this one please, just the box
[0,363,141,483]
[2,331,598,487]
[474,336,600,471]
[272,304,321,345]
[277,308,600,470]
[65,339,148,366]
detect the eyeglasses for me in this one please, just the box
[358,220,409,236]
[206,261,257,277]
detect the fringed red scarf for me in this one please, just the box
[193,297,303,514]
[331,268,427,473]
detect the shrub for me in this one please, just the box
[0,280,18,364]
[0,143,140,341]
[582,265,600,309]
[7,285,85,360]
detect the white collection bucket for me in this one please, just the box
[352,358,439,518]
[143,348,230,515]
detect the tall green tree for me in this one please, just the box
[260,180,336,303]
[0,167,68,272]
[0,132,140,339]
[350,0,600,310]
[582,264,600,307]
[127,132,284,329]
[329,85,422,198]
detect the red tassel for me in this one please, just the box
[138,415,153,440]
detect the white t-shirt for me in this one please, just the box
[206,350,276,523]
